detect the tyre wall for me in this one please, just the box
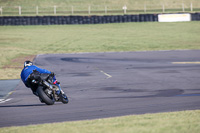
[0,13,199,25]
[0,14,157,25]
[191,13,200,21]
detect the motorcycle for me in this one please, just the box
[28,70,68,105]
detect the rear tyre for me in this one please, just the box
[37,86,55,105]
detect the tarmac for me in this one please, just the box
[0,79,19,103]
[0,50,200,127]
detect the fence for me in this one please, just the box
[0,3,200,16]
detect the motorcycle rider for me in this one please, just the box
[21,60,67,102]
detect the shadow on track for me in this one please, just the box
[0,104,46,108]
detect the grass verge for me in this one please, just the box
[0,22,200,79]
[0,110,200,133]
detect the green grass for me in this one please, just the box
[0,110,200,133]
[0,7,200,132]
[0,22,200,79]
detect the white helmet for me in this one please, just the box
[24,60,33,68]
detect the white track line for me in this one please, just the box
[95,67,112,79]
[0,98,12,104]
[100,70,112,79]
[172,61,200,64]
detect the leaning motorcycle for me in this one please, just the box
[28,70,68,105]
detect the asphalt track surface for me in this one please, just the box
[0,79,19,99]
[0,50,200,127]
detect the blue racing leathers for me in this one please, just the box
[21,65,61,94]
[21,65,51,87]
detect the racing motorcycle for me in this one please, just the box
[27,70,68,105]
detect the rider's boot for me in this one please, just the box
[32,91,39,97]
[33,91,44,103]
[39,97,44,103]
[53,80,67,99]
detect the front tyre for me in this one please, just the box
[59,93,69,104]
[37,86,55,105]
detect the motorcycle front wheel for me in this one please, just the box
[59,93,69,104]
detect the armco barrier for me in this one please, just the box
[0,13,199,25]
[0,14,158,25]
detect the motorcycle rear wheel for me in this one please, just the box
[37,86,55,105]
